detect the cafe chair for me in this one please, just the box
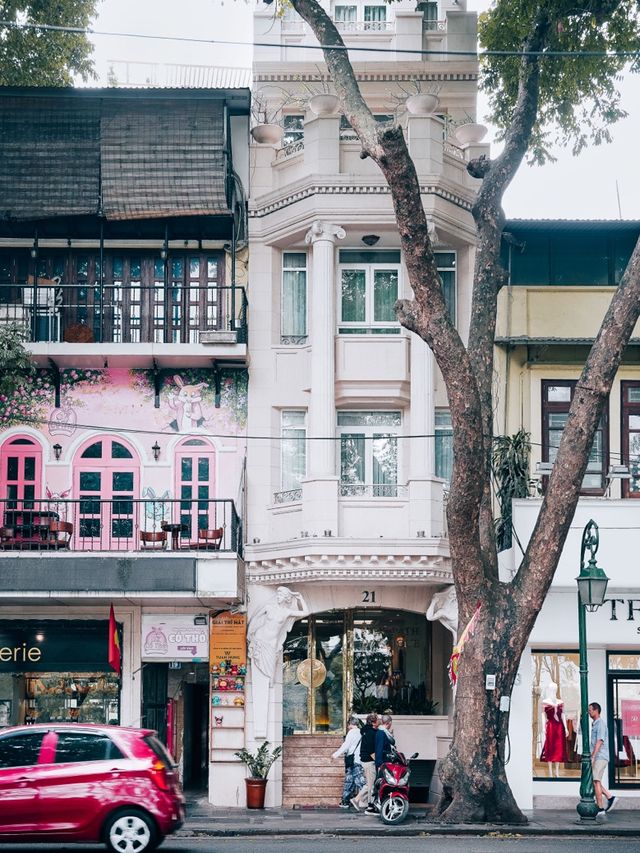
[48,520,73,549]
[0,526,16,549]
[140,530,168,550]
[193,527,224,551]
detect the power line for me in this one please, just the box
[1,18,639,60]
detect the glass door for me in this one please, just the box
[175,439,216,541]
[608,662,640,787]
[0,437,42,509]
[75,438,139,550]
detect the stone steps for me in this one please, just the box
[282,734,345,807]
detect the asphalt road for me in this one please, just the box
[3,839,640,853]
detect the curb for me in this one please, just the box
[176,822,640,839]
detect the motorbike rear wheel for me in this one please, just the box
[379,795,409,825]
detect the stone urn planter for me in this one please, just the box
[251,123,284,145]
[405,93,440,115]
[453,122,488,146]
[309,93,340,116]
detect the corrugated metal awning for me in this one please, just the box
[0,92,230,222]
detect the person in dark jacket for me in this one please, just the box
[353,713,378,809]
[366,714,396,814]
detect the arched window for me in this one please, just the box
[0,435,42,509]
[174,437,217,538]
[73,436,140,550]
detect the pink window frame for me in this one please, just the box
[0,434,43,504]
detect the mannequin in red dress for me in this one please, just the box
[540,681,568,777]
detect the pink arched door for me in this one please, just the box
[174,438,217,540]
[0,436,43,510]
[73,437,140,550]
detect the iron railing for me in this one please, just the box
[339,483,408,498]
[0,498,243,556]
[0,283,248,346]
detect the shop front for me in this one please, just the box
[0,619,120,728]
[140,613,210,791]
[279,605,451,807]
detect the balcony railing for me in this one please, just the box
[335,20,395,32]
[0,283,248,346]
[0,498,243,556]
[339,483,408,498]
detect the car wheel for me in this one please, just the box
[104,809,159,853]
[379,795,409,825]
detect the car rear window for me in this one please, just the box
[0,731,45,768]
[143,734,176,767]
[54,732,124,763]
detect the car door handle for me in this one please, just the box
[110,769,121,778]
[16,777,32,787]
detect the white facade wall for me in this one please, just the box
[241,0,486,809]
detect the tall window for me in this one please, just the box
[542,380,607,493]
[338,411,401,497]
[435,409,453,482]
[621,381,640,497]
[338,250,401,335]
[363,4,387,27]
[0,436,42,508]
[281,411,306,495]
[282,253,307,343]
[436,252,456,324]
[283,115,304,146]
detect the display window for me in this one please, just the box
[283,609,433,735]
[608,653,640,787]
[531,650,580,779]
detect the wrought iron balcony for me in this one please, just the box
[0,497,243,556]
[0,282,248,346]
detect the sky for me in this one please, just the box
[88,0,640,220]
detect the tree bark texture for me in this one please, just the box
[289,0,640,824]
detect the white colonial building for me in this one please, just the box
[225,0,489,809]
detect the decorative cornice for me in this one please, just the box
[247,552,452,585]
[254,72,479,84]
[250,183,472,219]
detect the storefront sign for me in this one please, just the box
[0,620,113,672]
[141,614,209,662]
[608,599,640,627]
[210,612,246,670]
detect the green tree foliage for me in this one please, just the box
[479,0,640,163]
[0,323,34,399]
[0,0,99,85]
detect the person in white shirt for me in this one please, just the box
[332,716,366,809]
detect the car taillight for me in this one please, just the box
[149,758,171,791]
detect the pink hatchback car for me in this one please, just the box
[0,723,185,853]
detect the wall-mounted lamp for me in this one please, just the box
[362,234,380,246]
[53,443,62,461]
[417,530,426,538]
[152,442,161,461]
[30,232,38,260]
[252,537,261,544]
[160,227,169,261]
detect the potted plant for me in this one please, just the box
[235,741,283,808]
[451,113,488,146]
[394,81,442,116]
[251,93,285,146]
[297,69,340,116]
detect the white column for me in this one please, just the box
[302,220,345,536]
[410,336,435,478]
[408,336,444,537]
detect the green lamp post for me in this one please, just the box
[575,519,609,822]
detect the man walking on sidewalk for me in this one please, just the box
[589,701,616,814]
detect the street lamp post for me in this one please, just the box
[575,519,609,822]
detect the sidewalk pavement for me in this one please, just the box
[179,800,640,838]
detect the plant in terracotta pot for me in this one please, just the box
[235,741,283,809]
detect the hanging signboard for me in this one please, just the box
[210,612,246,671]
[141,614,209,662]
